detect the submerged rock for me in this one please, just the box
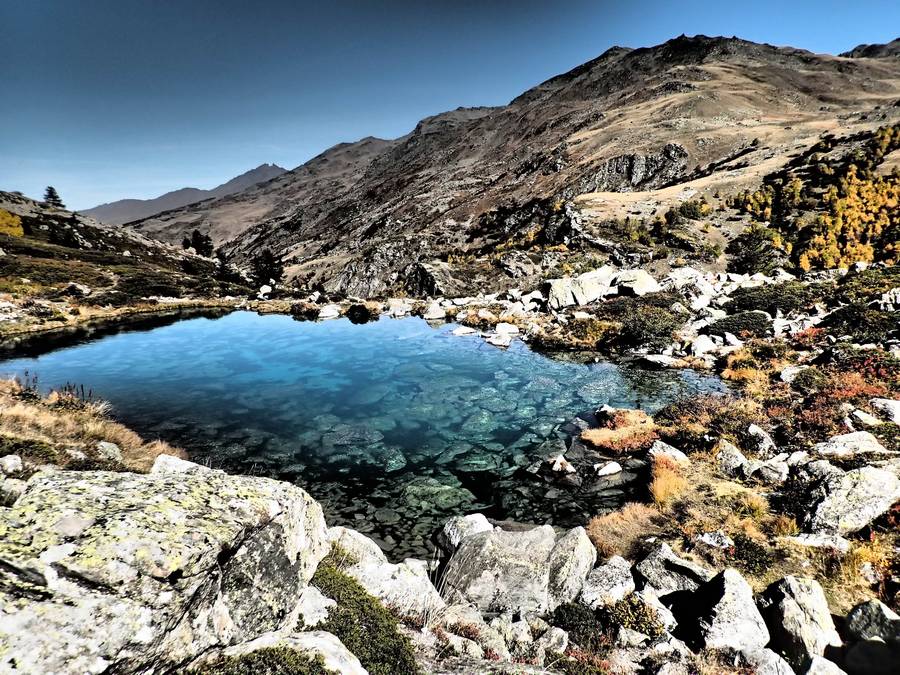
[0,461,329,674]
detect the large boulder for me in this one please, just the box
[634,542,714,597]
[612,269,662,297]
[758,576,841,670]
[675,568,769,652]
[441,525,595,615]
[343,556,446,621]
[870,398,900,424]
[802,466,900,535]
[0,464,329,674]
[438,513,494,553]
[546,266,617,309]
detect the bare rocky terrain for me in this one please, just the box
[124,35,900,298]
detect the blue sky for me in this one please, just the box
[2,0,898,210]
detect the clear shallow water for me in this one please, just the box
[0,311,724,558]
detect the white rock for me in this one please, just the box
[871,398,900,424]
[438,514,493,552]
[326,526,387,565]
[648,440,690,466]
[595,461,623,476]
[549,454,576,474]
[451,326,477,336]
[422,302,446,320]
[150,454,222,475]
[220,631,367,675]
[95,441,122,462]
[813,431,887,457]
[852,409,884,427]
[494,322,520,335]
[694,531,734,550]
[296,587,336,628]
[0,454,23,475]
[317,304,342,320]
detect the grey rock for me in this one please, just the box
[693,569,770,652]
[150,454,223,475]
[344,556,446,620]
[95,441,122,462]
[613,269,662,297]
[843,639,900,675]
[580,555,635,609]
[733,648,795,675]
[802,466,900,535]
[0,477,26,506]
[442,524,594,615]
[804,656,847,674]
[716,440,749,479]
[758,575,841,670]
[326,526,387,565]
[813,431,887,457]
[871,398,900,424]
[296,587,337,629]
[438,513,494,553]
[647,440,690,466]
[0,453,23,475]
[634,542,714,597]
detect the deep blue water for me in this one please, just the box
[0,311,724,557]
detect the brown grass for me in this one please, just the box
[649,456,688,509]
[0,378,185,473]
[586,502,665,560]
[581,408,659,453]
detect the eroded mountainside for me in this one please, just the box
[127,35,900,298]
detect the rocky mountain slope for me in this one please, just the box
[126,35,900,298]
[841,37,900,58]
[83,163,286,225]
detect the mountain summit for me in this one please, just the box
[82,163,287,225]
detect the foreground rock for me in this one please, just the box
[802,466,900,535]
[0,464,329,674]
[441,524,596,615]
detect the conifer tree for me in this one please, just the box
[43,186,65,209]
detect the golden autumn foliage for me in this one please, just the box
[0,209,24,237]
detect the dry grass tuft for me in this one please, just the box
[587,502,665,560]
[581,408,658,453]
[0,378,186,473]
[649,456,688,509]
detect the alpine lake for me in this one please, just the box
[0,310,725,559]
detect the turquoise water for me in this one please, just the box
[0,311,724,558]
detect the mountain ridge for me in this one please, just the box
[82,163,287,225]
[127,34,900,296]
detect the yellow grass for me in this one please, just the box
[586,502,664,560]
[649,456,688,509]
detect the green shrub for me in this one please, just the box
[726,226,790,274]
[822,304,897,344]
[707,311,772,338]
[791,367,828,395]
[192,647,328,675]
[549,602,607,653]
[0,434,58,465]
[874,423,900,453]
[618,306,681,350]
[310,564,419,675]
[836,266,900,305]
[728,532,777,576]
[600,595,664,638]
[728,281,825,315]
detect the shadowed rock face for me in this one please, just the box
[0,466,328,674]
[125,35,900,297]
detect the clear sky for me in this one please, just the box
[2,0,898,210]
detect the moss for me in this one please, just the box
[791,367,828,395]
[821,304,897,344]
[873,423,900,453]
[310,564,419,675]
[191,647,329,674]
[707,311,772,338]
[600,595,664,639]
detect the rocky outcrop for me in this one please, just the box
[206,630,368,675]
[0,465,329,674]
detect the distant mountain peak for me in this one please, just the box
[840,37,900,58]
[82,163,288,225]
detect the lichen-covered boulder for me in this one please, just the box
[0,465,329,674]
[441,525,594,615]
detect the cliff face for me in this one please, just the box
[126,35,900,297]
